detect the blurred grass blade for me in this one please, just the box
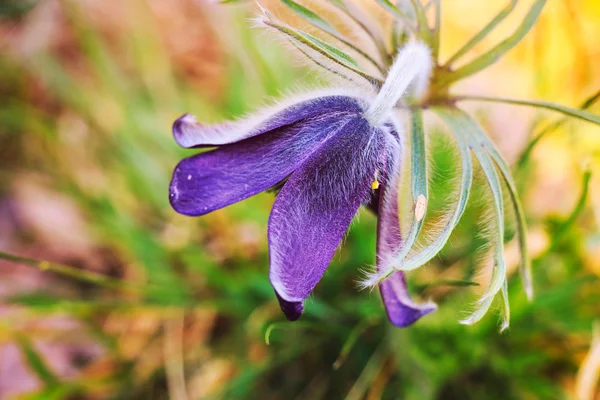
[265,322,322,345]
[333,320,374,370]
[261,18,383,86]
[517,89,600,168]
[16,335,59,387]
[436,107,508,326]
[391,108,473,272]
[0,251,143,293]
[445,0,518,66]
[552,169,592,244]
[457,95,600,125]
[439,0,545,86]
[280,0,385,73]
[344,341,387,400]
[416,279,479,293]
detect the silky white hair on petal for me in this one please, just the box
[365,42,433,126]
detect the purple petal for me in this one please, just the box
[377,145,436,327]
[170,112,356,216]
[173,95,366,148]
[268,117,383,320]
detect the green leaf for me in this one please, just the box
[468,113,533,300]
[371,109,428,283]
[397,109,429,261]
[439,0,546,86]
[281,0,340,36]
[431,0,441,60]
[517,89,600,169]
[374,0,406,19]
[392,108,473,272]
[289,41,353,82]
[280,0,385,73]
[457,94,600,126]
[436,107,509,327]
[261,18,383,86]
[325,0,391,65]
[445,0,518,66]
[409,0,432,46]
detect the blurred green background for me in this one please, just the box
[0,0,599,399]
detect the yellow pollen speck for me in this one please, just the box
[371,169,380,190]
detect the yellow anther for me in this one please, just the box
[371,169,380,190]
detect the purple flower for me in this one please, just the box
[169,43,436,327]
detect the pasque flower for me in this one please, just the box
[169,42,436,326]
[166,0,600,330]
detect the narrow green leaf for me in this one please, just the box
[396,109,429,263]
[325,0,346,9]
[470,115,533,300]
[517,89,600,169]
[302,33,358,66]
[375,0,406,19]
[409,0,432,46]
[456,95,600,126]
[262,19,383,86]
[16,335,59,387]
[280,0,385,73]
[290,41,354,83]
[431,0,441,60]
[439,0,546,86]
[366,109,430,284]
[436,107,509,326]
[281,0,340,36]
[325,0,391,65]
[391,108,473,272]
[424,0,435,10]
[445,0,518,66]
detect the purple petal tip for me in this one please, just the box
[274,291,304,321]
[173,113,199,148]
[387,302,437,327]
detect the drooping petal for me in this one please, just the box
[173,94,366,148]
[170,112,356,216]
[377,141,436,327]
[268,116,382,320]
